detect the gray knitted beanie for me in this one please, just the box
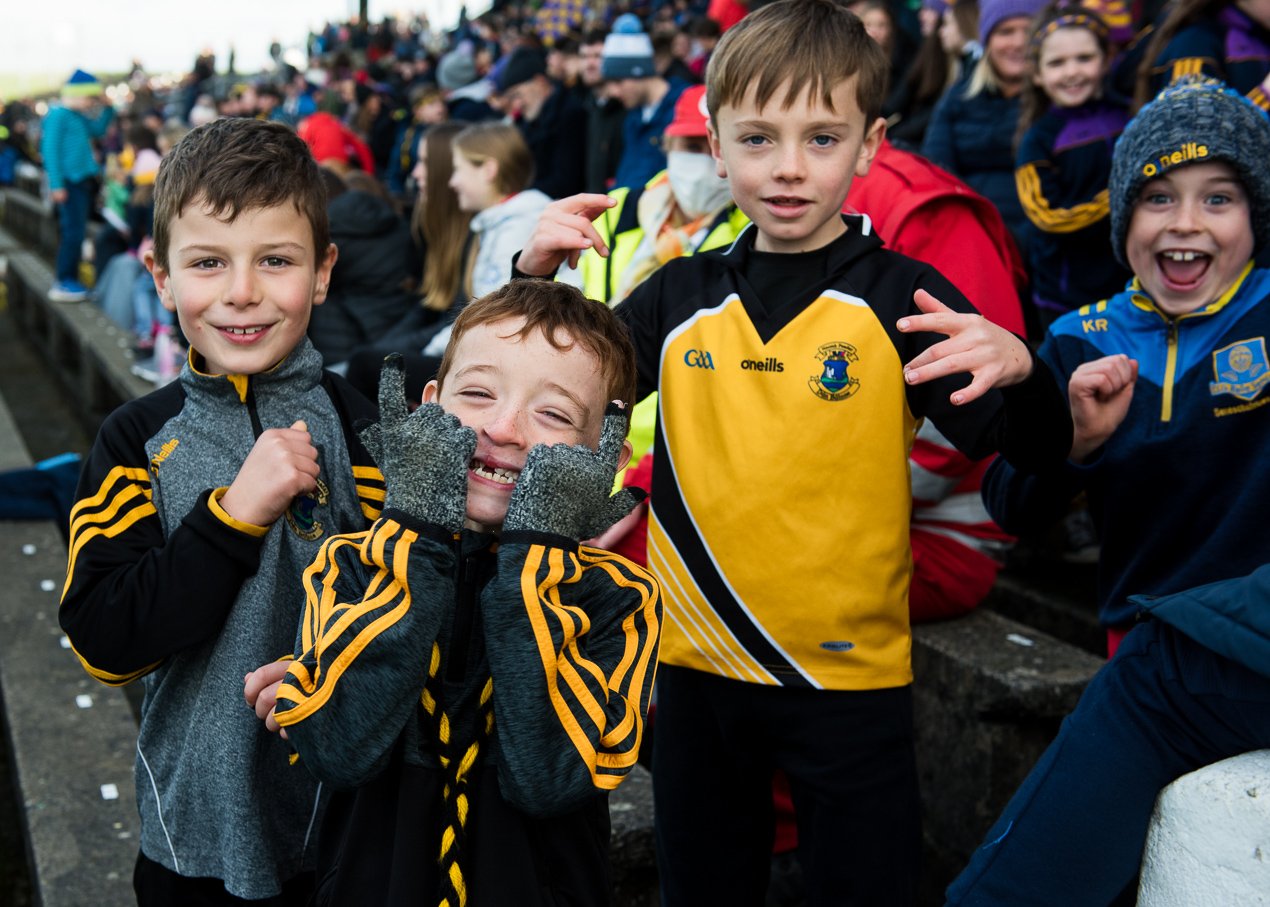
[1109,76,1270,266]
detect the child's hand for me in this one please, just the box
[518,194,617,275]
[220,421,320,527]
[244,659,292,738]
[898,289,1033,405]
[504,403,642,539]
[1068,354,1137,463]
[358,355,476,530]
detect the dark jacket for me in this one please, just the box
[983,265,1270,628]
[922,76,1034,260]
[518,82,588,199]
[308,190,421,365]
[274,517,660,905]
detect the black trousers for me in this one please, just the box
[652,664,921,906]
[133,852,313,907]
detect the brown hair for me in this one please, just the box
[152,118,329,270]
[412,122,473,311]
[452,121,535,198]
[436,281,638,408]
[706,0,890,123]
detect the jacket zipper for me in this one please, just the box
[446,552,479,683]
[245,379,265,439]
[1161,319,1179,423]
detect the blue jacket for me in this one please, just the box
[984,265,1270,627]
[612,78,689,191]
[1135,563,1270,678]
[922,76,1033,258]
[40,103,114,190]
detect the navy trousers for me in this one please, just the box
[652,664,921,906]
[54,178,93,283]
[947,618,1270,905]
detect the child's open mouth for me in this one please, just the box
[1157,250,1211,289]
[470,458,519,486]
[219,324,270,343]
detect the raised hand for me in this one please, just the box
[1068,354,1138,462]
[898,289,1033,405]
[503,403,643,540]
[358,355,477,531]
[517,193,618,275]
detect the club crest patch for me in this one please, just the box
[808,342,861,401]
[286,477,330,541]
[1209,338,1270,402]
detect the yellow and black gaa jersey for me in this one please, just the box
[617,217,1068,691]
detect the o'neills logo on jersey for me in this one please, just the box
[1141,143,1207,177]
[741,357,785,372]
[808,342,861,401]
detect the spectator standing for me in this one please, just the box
[603,14,691,190]
[436,47,498,123]
[41,69,115,302]
[1015,4,1131,327]
[923,0,1047,261]
[495,47,588,198]
[579,27,628,192]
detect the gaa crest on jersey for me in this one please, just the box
[808,342,861,401]
[286,477,330,541]
[1209,337,1270,401]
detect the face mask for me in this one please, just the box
[666,150,732,219]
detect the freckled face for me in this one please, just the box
[423,318,627,533]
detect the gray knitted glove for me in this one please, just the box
[503,404,645,540]
[358,355,476,532]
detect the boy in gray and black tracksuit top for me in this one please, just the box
[265,282,661,906]
[59,119,382,905]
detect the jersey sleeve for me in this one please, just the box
[480,535,661,816]
[274,514,457,789]
[899,267,1073,471]
[1015,125,1111,235]
[59,398,270,685]
[979,330,1091,536]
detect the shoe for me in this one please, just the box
[48,280,89,303]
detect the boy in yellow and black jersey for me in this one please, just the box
[514,0,1073,902]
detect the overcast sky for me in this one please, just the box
[2,0,474,94]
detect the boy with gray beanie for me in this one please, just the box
[951,75,1270,904]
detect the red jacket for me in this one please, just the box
[297,112,376,175]
[845,139,1027,336]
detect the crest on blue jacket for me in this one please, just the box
[808,342,861,401]
[1209,338,1270,402]
[286,477,330,541]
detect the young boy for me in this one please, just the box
[982,76,1270,657]
[514,1,1073,901]
[41,68,115,302]
[58,118,382,905]
[948,82,1270,907]
[257,281,662,905]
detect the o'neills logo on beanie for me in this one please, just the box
[1141,143,1209,177]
